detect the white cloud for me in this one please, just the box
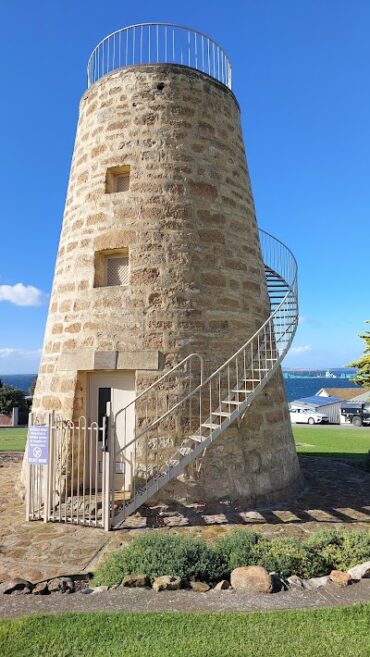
[0,283,47,306]
[0,348,42,359]
[290,345,312,355]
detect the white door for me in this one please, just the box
[88,371,135,492]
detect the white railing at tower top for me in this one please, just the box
[87,23,232,89]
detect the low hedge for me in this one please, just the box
[92,528,370,587]
[92,532,224,588]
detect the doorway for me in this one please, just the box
[88,371,135,492]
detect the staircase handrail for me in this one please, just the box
[113,229,298,457]
[114,352,203,424]
[110,228,298,524]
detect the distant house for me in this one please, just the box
[289,395,344,424]
[316,387,370,402]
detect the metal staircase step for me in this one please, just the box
[222,400,242,405]
[201,422,221,430]
[189,434,205,442]
[242,378,262,382]
[212,410,232,417]
[242,370,269,376]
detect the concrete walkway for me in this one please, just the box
[1,580,370,620]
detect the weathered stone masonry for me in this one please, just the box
[30,63,300,503]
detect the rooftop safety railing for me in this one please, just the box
[87,23,232,89]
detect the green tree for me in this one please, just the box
[0,383,27,416]
[348,320,370,386]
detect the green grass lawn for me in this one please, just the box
[0,427,27,452]
[0,606,369,657]
[0,425,369,459]
[293,424,370,459]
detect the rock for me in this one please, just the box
[12,588,32,595]
[32,581,49,595]
[0,578,34,595]
[348,561,370,581]
[287,575,305,588]
[190,581,210,593]
[195,503,207,512]
[47,577,75,594]
[304,576,330,590]
[152,576,182,592]
[90,586,109,594]
[230,566,273,593]
[329,570,352,587]
[270,573,288,592]
[122,574,148,588]
[214,580,231,591]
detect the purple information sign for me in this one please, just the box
[28,425,49,465]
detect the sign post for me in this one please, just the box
[27,424,50,522]
[27,425,49,465]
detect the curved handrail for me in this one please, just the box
[108,228,298,524]
[115,352,203,423]
[87,23,232,89]
[113,229,298,457]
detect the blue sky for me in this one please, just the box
[0,0,369,374]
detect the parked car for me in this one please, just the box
[289,407,328,425]
[340,403,370,427]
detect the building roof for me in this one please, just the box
[291,395,344,407]
[316,387,370,400]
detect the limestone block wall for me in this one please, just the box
[33,64,269,418]
[29,63,300,504]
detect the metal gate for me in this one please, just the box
[26,355,203,532]
[26,412,112,530]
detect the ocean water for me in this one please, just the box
[0,371,361,402]
[0,374,36,394]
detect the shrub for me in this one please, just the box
[92,528,370,588]
[213,530,261,575]
[253,536,327,579]
[305,529,370,572]
[92,532,223,587]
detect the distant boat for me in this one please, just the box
[325,370,336,379]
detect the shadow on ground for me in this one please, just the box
[119,455,370,531]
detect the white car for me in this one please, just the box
[289,407,328,425]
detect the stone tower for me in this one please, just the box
[29,24,300,507]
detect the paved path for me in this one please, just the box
[1,454,370,583]
[1,580,370,619]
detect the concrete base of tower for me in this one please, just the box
[152,370,302,507]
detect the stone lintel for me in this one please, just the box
[59,350,94,371]
[116,350,160,370]
[94,351,117,370]
[59,349,160,372]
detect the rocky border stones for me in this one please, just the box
[1,559,370,600]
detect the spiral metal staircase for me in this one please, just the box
[107,228,298,529]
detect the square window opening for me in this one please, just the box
[106,166,130,194]
[94,248,130,288]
